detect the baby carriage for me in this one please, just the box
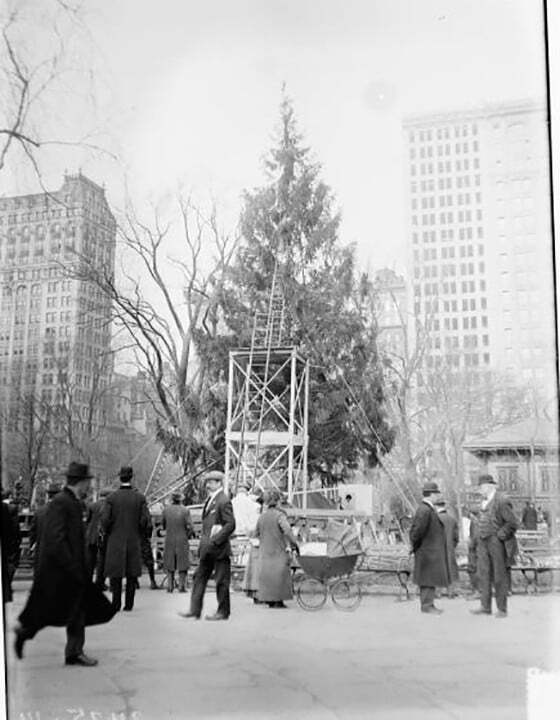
[294,519,363,611]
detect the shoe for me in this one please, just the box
[14,627,28,660]
[421,606,443,614]
[470,608,492,615]
[253,597,263,605]
[178,588,186,593]
[270,602,287,608]
[123,606,133,612]
[167,588,173,594]
[178,612,200,619]
[205,613,229,621]
[495,610,508,618]
[65,653,98,667]
[150,582,160,590]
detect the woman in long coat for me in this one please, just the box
[241,490,264,603]
[162,492,193,593]
[436,501,459,597]
[256,490,299,608]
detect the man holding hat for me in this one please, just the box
[101,466,151,612]
[180,470,235,621]
[470,474,518,618]
[14,462,115,666]
[409,481,450,614]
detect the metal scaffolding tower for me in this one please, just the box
[224,268,310,505]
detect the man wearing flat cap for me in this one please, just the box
[14,462,115,666]
[101,466,151,612]
[470,474,518,618]
[180,470,235,621]
[409,480,450,614]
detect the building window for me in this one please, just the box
[497,466,519,492]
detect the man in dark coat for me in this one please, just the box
[14,462,115,666]
[470,474,518,618]
[29,483,61,576]
[435,499,459,598]
[467,510,480,596]
[521,501,538,530]
[1,500,20,604]
[180,470,235,621]
[101,466,150,612]
[2,492,21,588]
[162,491,194,593]
[409,481,450,614]
[85,488,110,585]
[138,489,159,590]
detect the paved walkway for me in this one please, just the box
[5,582,560,720]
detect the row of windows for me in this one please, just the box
[408,124,478,143]
[412,227,484,244]
[410,141,479,159]
[411,174,477,193]
[411,159,481,176]
[415,279,487,295]
[425,352,490,367]
[412,210,483,225]
[411,192,482,210]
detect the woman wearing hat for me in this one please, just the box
[256,489,300,609]
[162,492,194,593]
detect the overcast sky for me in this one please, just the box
[8,0,550,273]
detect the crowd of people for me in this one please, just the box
[1,460,528,668]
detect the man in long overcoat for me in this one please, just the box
[85,488,110,586]
[162,491,193,592]
[14,462,115,665]
[256,489,300,608]
[409,481,450,614]
[180,470,235,621]
[470,474,518,618]
[435,499,459,597]
[101,466,151,612]
[29,483,61,573]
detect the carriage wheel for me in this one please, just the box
[330,578,362,611]
[296,577,328,611]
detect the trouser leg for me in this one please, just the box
[488,536,508,612]
[419,586,435,610]
[124,577,136,610]
[65,607,85,660]
[167,571,175,593]
[215,558,231,618]
[477,539,493,612]
[87,545,97,581]
[110,578,122,611]
[95,542,106,587]
[190,556,214,617]
[178,571,187,592]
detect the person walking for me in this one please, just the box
[85,488,110,586]
[470,474,519,618]
[101,466,151,612]
[256,489,300,608]
[13,462,115,665]
[162,492,194,593]
[179,470,235,621]
[435,499,459,598]
[409,481,450,614]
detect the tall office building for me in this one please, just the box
[372,268,407,360]
[0,173,116,472]
[403,100,556,391]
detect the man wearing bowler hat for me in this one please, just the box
[470,474,518,618]
[409,480,450,614]
[180,470,235,621]
[101,466,151,612]
[14,462,115,666]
